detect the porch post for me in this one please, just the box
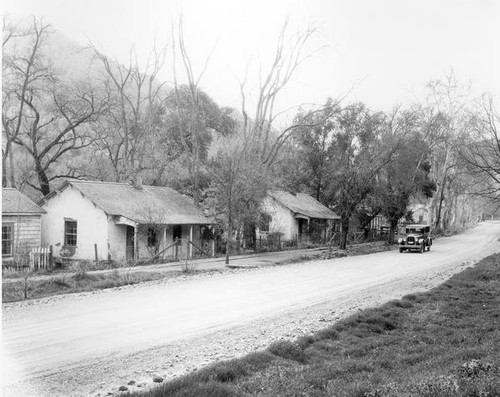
[134,224,139,262]
[189,225,193,259]
[163,226,167,254]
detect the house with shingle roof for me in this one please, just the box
[39,180,214,262]
[2,188,46,259]
[261,191,340,243]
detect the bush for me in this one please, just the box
[195,360,248,383]
[315,327,340,341]
[157,381,243,397]
[390,299,413,309]
[268,340,307,364]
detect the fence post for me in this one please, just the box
[49,245,54,268]
[174,238,179,260]
[94,243,99,266]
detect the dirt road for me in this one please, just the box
[2,222,499,397]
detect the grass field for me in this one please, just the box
[126,253,500,397]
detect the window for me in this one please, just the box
[64,220,77,246]
[259,213,272,232]
[2,224,13,256]
[147,227,157,247]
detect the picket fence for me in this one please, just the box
[29,247,52,270]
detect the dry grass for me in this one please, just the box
[126,253,500,397]
[1,271,167,302]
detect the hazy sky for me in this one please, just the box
[3,0,500,124]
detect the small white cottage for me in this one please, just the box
[39,180,213,262]
[261,191,340,243]
[2,188,45,260]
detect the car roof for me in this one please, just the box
[406,224,430,228]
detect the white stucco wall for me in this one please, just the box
[108,221,127,262]
[261,197,297,241]
[41,187,109,261]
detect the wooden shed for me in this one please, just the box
[2,188,46,260]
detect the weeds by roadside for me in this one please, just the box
[124,253,500,397]
[1,271,166,303]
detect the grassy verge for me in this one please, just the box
[2,243,391,303]
[1,270,175,303]
[126,253,500,397]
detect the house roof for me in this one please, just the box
[42,181,213,225]
[268,191,340,220]
[2,188,46,215]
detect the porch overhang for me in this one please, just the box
[293,213,310,220]
[113,215,137,227]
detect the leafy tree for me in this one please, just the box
[207,134,270,264]
[324,103,394,249]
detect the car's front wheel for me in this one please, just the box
[399,248,404,253]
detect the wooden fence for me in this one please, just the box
[29,247,52,270]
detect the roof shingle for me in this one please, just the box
[45,181,212,225]
[2,188,46,215]
[268,191,340,220]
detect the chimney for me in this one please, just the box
[131,174,143,190]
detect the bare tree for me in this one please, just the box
[2,17,46,188]
[170,17,217,206]
[238,20,327,168]
[424,72,471,229]
[460,96,500,206]
[3,17,108,195]
[91,42,168,182]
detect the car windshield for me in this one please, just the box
[406,228,423,234]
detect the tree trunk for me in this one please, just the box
[35,160,51,196]
[388,219,398,244]
[339,216,349,250]
[435,174,447,229]
[9,145,15,188]
[225,198,232,265]
[2,153,7,188]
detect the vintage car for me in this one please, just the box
[398,224,432,253]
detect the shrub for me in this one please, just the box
[52,276,71,289]
[315,327,340,341]
[196,360,248,383]
[239,351,275,371]
[458,359,494,378]
[390,299,413,309]
[72,260,91,279]
[296,335,315,349]
[163,381,242,397]
[268,340,307,364]
[412,375,459,397]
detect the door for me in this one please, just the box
[126,226,135,261]
[173,225,182,241]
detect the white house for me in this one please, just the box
[261,191,340,243]
[39,180,213,262]
[2,188,45,260]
